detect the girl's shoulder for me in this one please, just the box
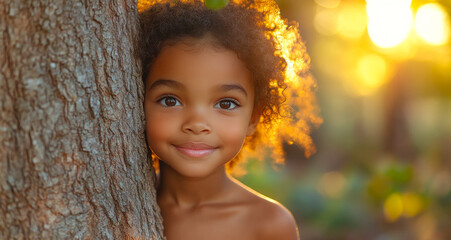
[229,178,299,240]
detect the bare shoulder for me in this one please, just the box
[253,198,299,240]
[230,178,300,240]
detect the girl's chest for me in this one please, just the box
[161,206,260,240]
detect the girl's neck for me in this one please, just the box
[157,163,232,208]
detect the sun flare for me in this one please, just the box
[366,0,413,48]
[415,3,450,46]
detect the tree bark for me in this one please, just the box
[0,0,165,239]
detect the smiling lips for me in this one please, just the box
[173,142,217,158]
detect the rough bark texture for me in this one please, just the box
[0,0,165,239]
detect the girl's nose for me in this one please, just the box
[181,108,211,135]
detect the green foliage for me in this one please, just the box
[204,0,229,10]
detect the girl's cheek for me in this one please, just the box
[216,118,249,146]
[146,110,179,142]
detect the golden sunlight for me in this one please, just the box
[337,3,367,39]
[314,7,340,36]
[314,0,340,9]
[414,3,450,46]
[355,54,389,95]
[366,0,413,48]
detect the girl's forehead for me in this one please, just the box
[150,39,251,82]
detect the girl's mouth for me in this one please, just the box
[173,142,217,158]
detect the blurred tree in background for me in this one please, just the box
[237,0,451,239]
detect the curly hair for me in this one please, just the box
[138,0,322,171]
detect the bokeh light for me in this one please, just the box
[337,3,367,39]
[415,3,450,46]
[431,171,451,196]
[317,171,346,198]
[355,53,389,95]
[366,0,413,48]
[314,7,340,36]
[402,192,423,217]
[240,0,451,238]
[384,192,424,222]
[414,214,439,240]
[384,193,404,222]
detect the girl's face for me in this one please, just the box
[144,39,256,178]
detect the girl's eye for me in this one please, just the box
[158,96,181,107]
[215,99,239,110]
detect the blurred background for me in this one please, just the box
[236,0,451,239]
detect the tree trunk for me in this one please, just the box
[0,0,165,239]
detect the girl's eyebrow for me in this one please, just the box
[218,84,248,97]
[148,79,185,91]
[148,79,247,96]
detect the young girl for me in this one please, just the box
[138,0,321,239]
